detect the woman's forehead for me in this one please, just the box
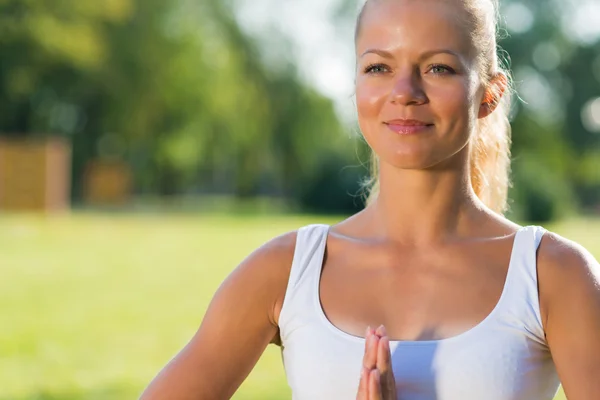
[356,0,475,58]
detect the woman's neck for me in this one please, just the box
[364,161,486,245]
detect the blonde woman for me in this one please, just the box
[141,0,600,399]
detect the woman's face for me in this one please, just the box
[355,0,485,170]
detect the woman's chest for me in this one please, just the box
[282,328,556,400]
[319,243,511,342]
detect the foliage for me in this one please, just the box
[498,0,600,216]
[0,0,355,205]
[0,0,598,218]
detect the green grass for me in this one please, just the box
[2,212,597,399]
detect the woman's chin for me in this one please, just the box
[375,146,437,169]
[378,149,463,171]
[371,135,470,171]
[380,156,438,171]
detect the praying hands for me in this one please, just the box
[356,325,398,400]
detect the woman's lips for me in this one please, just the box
[384,119,434,135]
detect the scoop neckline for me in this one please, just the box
[312,225,527,346]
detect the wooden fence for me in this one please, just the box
[0,137,71,211]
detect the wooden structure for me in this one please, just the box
[0,136,71,211]
[83,159,132,206]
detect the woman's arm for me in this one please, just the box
[140,231,297,400]
[538,232,600,399]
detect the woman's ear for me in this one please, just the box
[478,72,508,119]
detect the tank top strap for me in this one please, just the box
[532,225,546,249]
[278,224,329,333]
[499,225,548,346]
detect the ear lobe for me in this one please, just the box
[478,101,493,119]
[478,73,508,119]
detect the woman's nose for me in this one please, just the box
[390,71,427,106]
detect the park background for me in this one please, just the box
[1,0,599,398]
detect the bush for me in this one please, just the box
[508,155,576,223]
[297,153,368,215]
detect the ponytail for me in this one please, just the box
[469,88,512,214]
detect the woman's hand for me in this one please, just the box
[356,325,398,400]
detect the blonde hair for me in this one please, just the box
[356,0,512,214]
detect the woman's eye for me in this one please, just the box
[429,64,455,75]
[364,64,388,74]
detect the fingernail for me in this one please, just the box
[366,326,371,337]
[372,333,380,349]
[380,325,387,336]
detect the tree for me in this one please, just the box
[0,0,355,206]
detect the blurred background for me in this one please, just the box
[0,0,598,399]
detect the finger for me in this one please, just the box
[375,326,389,373]
[362,326,371,368]
[363,328,379,369]
[377,335,397,398]
[363,326,372,353]
[375,324,386,338]
[356,367,369,400]
[368,369,382,400]
[376,335,390,374]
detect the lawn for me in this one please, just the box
[2,212,597,399]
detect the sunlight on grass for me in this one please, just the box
[1,212,596,399]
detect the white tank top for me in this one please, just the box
[278,224,561,400]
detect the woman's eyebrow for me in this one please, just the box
[360,48,394,59]
[360,48,462,61]
[418,49,461,60]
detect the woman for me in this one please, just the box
[141,0,600,398]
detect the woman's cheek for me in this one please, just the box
[356,81,388,121]
[427,83,470,121]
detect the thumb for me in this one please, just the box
[368,369,383,400]
[356,367,369,399]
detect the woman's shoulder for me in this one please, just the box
[536,228,598,279]
[536,227,600,327]
[215,229,300,332]
[241,221,333,275]
[241,229,299,275]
